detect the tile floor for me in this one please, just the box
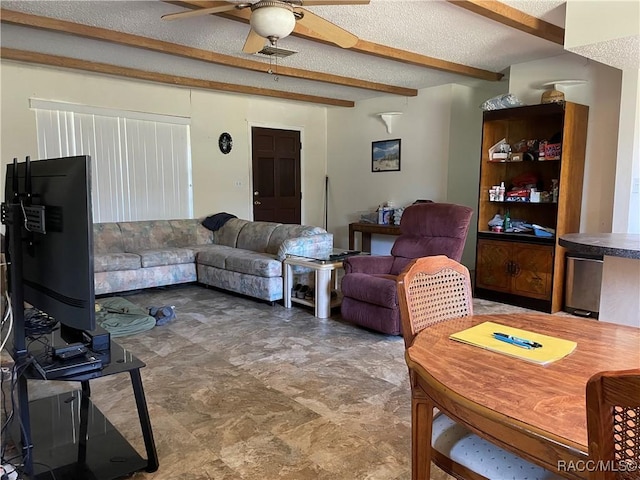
[15,284,550,479]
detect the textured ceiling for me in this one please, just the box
[567,36,640,70]
[0,0,575,104]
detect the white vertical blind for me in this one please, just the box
[32,101,192,223]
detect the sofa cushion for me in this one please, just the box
[236,222,280,253]
[199,246,281,277]
[94,223,124,254]
[225,250,282,278]
[119,220,176,252]
[135,248,195,268]
[94,263,196,296]
[275,233,334,262]
[266,224,326,255]
[196,245,238,269]
[94,253,142,273]
[169,219,213,246]
[213,218,250,247]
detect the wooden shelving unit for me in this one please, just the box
[474,102,589,313]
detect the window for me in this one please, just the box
[31,100,192,223]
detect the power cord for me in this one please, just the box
[0,292,12,353]
[23,308,57,337]
[0,296,56,480]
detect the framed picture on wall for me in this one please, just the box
[372,139,401,172]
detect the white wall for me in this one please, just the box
[189,89,328,225]
[565,1,639,47]
[325,81,510,266]
[326,85,455,253]
[3,55,625,256]
[564,0,639,234]
[612,69,640,233]
[508,53,623,233]
[447,82,508,267]
[0,60,328,227]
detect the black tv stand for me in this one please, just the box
[32,350,102,380]
[28,326,108,380]
[11,339,159,479]
[2,158,157,478]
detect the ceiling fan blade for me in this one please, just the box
[300,0,370,5]
[162,2,237,21]
[243,29,266,54]
[295,9,358,48]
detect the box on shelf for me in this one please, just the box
[377,208,393,225]
[491,152,509,161]
[530,189,541,203]
[488,138,510,162]
[544,143,561,160]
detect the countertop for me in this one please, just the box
[559,233,640,260]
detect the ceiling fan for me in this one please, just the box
[162,0,369,54]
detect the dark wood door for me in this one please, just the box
[251,127,301,224]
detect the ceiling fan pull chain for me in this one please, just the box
[268,39,279,81]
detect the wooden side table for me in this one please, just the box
[348,222,401,251]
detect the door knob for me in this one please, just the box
[254,200,261,205]
[254,191,259,196]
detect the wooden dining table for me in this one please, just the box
[405,313,640,480]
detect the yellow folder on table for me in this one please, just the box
[449,321,577,365]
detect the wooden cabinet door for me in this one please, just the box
[476,239,511,292]
[511,244,554,300]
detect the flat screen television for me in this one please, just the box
[4,155,95,333]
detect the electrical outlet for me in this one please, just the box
[234,180,243,188]
[632,177,640,194]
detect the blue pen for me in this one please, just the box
[493,332,542,349]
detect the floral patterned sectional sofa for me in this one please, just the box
[93,218,333,302]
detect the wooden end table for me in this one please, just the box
[348,222,401,251]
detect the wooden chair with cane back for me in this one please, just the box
[586,369,640,480]
[397,255,563,480]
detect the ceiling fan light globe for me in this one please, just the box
[250,6,296,41]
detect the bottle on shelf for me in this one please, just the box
[539,140,547,161]
[551,179,559,203]
[503,208,511,232]
[498,182,505,202]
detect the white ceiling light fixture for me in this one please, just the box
[250,1,298,46]
[377,112,403,134]
[162,0,364,55]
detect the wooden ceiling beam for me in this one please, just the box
[172,0,504,81]
[349,40,503,81]
[0,47,354,107]
[447,0,565,45]
[0,9,416,97]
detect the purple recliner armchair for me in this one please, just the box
[340,202,473,335]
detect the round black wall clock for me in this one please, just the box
[218,132,233,154]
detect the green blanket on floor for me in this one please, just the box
[95,297,156,337]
